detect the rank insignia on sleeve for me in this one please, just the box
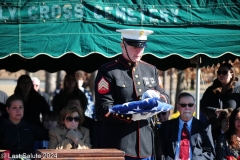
[98,77,109,94]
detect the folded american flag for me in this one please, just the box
[109,97,173,115]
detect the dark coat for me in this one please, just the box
[200,81,240,130]
[52,88,88,114]
[94,55,169,158]
[0,118,46,155]
[212,127,223,145]
[159,117,215,160]
[38,90,51,107]
[22,93,50,127]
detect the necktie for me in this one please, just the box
[180,123,190,160]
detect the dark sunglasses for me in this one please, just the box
[178,103,195,107]
[65,116,80,122]
[217,70,228,76]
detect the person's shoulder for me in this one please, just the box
[206,83,215,89]
[98,59,120,70]
[49,126,61,134]
[0,116,9,126]
[18,119,40,131]
[79,126,90,133]
[41,92,50,98]
[139,60,157,69]
[193,117,210,128]
[52,90,63,99]
[0,90,7,95]
[233,81,240,92]
[139,60,155,67]
[202,85,215,94]
[162,118,178,126]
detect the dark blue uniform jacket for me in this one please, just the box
[95,55,170,158]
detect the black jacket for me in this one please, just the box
[160,117,215,160]
[95,55,169,158]
[22,93,50,127]
[52,88,88,114]
[200,80,240,129]
[0,118,46,155]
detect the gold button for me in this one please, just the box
[128,63,131,66]
[115,60,118,62]
[135,75,138,78]
[139,96,142,100]
[123,84,125,87]
[116,113,118,116]
[133,68,135,72]
[139,89,142,92]
[121,115,124,117]
[127,117,130,120]
[137,82,140,85]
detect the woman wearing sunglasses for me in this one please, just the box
[48,105,92,149]
[200,63,240,142]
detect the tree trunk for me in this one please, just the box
[56,71,65,87]
[174,70,185,112]
[45,71,57,100]
[162,71,167,89]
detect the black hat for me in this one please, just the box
[123,38,147,48]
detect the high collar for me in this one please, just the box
[118,55,138,68]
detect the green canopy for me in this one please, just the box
[0,0,239,72]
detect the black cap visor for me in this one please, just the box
[123,38,147,48]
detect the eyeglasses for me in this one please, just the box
[65,116,80,122]
[217,70,228,76]
[178,103,195,107]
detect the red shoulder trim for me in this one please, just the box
[106,60,119,69]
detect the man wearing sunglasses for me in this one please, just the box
[160,92,215,160]
[95,29,170,160]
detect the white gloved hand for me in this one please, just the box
[142,90,160,99]
[132,112,155,121]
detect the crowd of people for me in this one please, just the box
[0,29,240,160]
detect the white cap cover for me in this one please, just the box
[116,29,153,41]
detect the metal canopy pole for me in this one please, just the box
[195,55,201,119]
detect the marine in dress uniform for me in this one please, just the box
[94,29,170,160]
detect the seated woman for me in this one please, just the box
[216,107,240,159]
[67,97,96,147]
[48,104,92,149]
[0,94,45,155]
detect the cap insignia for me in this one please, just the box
[139,31,144,36]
